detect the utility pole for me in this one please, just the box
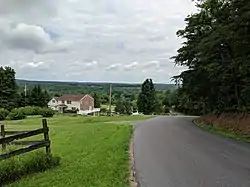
[109,84,112,116]
[24,84,27,106]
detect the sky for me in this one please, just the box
[0,0,196,83]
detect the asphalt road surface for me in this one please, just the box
[133,116,250,187]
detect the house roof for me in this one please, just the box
[58,94,87,101]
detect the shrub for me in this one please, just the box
[0,108,9,120]
[7,109,26,120]
[19,106,42,116]
[0,151,60,185]
[40,108,55,118]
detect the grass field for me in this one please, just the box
[3,115,151,187]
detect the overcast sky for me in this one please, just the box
[0,0,196,83]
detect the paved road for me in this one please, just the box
[133,116,250,187]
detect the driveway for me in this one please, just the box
[133,116,250,187]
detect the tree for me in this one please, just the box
[137,79,156,115]
[20,85,50,107]
[93,93,101,108]
[0,66,19,110]
[124,100,132,115]
[115,99,132,115]
[172,0,250,115]
[115,100,124,114]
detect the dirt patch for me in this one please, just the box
[198,113,250,135]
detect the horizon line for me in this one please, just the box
[16,78,174,85]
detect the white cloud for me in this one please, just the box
[106,63,121,71]
[142,61,160,70]
[124,61,138,71]
[26,61,45,68]
[0,0,196,83]
[2,23,71,53]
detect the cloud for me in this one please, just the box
[124,61,138,71]
[2,23,71,54]
[86,60,98,67]
[106,63,121,71]
[0,0,197,83]
[142,61,160,69]
[26,61,45,68]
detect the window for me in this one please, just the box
[62,100,65,104]
[52,100,55,103]
[67,100,71,104]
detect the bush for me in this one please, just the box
[0,108,9,121]
[7,109,26,120]
[19,106,42,116]
[40,108,55,118]
[0,151,60,185]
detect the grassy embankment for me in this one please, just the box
[194,113,250,143]
[1,115,151,187]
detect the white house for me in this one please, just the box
[48,94,100,115]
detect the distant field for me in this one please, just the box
[5,115,151,187]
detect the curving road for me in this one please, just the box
[133,116,250,187]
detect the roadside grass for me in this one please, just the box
[194,119,250,143]
[3,115,150,187]
[0,151,60,186]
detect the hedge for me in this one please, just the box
[0,108,9,121]
[7,109,26,120]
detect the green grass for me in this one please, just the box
[3,115,150,187]
[194,119,250,143]
[0,151,60,186]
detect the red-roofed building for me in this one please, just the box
[48,94,95,113]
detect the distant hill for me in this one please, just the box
[16,79,177,94]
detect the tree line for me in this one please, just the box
[0,66,174,115]
[0,67,50,110]
[114,78,174,115]
[172,0,250,115]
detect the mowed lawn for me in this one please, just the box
[4,115,151,187]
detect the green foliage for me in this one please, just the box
[5,115,150,187]
[100,107,108,114]
[19,85,51,108]
[93,93,101,108]
[7,109,26,120]
[40,108,55,118]
[16,79,176,94]
[0,151,60,186]
[137,79,156,115]
[0,108,9,121]
[172,0,250,115]
[0,67,19,110]
[19,106,42,116]
[115,99,132,115]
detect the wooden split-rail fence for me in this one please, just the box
[0,118,51,161]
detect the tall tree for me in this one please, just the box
[172,0,250,115]
[20,85,50,107]
[137,79,156,115]
[93,93,101,108]
[0,66,19,110]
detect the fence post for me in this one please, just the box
[42,118,51,154]
[1,125,6,152]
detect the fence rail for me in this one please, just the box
[0,118,51,161]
